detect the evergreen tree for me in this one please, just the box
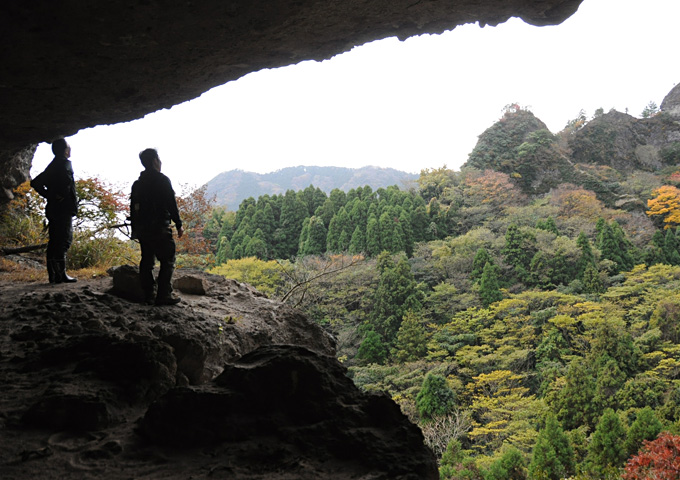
[301,215,327,255]
[365,214,381,257]
[593,355,626,415]
[479,261,503,307]
[598,220,634,274]
[471,247,493,282]
[244,234,267,258]
[280,189,308,258]
[503,223,535,282]
[585,408,627,476]
[326,215,342,253]
[416,373,456,419]
[623,406,662,458]
[528,414,574,480]
[378,211,395,252]
[215,236,232,264]
[398,209,414,257]
[370,252,423,346]
[536,216,559,235]
[576,231,596,277]
[556,358,596,430]
[356,328,388,365]
[583,263,603,294]
[486,446,526,480]
[391,310,427,363]
[349,225,365,254]
[663,228,680,265]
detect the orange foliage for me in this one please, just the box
[175,184,214,255]
[550,184,605,220]
[461,169,526,208]
[647,185,680,229]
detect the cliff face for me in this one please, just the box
[464,83,680,204]
[0,0,584,204]
[0,269,437,479]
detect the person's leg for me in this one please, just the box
[155,227,179,305]
[47,214,75,283]
[56,215,76,282]
[139,237,157,304]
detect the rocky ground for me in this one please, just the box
[0,264,437,479]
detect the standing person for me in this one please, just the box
[130,148,184,305]
[31,138,78,283]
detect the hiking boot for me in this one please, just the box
[155,294,181,306]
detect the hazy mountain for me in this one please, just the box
[205,165,419,210]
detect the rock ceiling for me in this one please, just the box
[0,0,583,203]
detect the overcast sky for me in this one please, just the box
[31,0,680,194]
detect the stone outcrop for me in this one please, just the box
[0,270,437,479]
[0,0,584,203]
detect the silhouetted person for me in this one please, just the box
[130,148,184,305]
[31,138,78,283]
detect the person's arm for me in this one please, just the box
[30,170,49,199]
[163,176,183,235]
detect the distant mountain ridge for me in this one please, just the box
[205,165,419,210]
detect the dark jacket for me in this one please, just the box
[130,169,182,238]
[30,156,78,218]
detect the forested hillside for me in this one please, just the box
[203,92,680,478]
[204,165,418,210]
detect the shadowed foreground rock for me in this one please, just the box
[0,270,437,479]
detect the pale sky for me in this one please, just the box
[31,0,680,195]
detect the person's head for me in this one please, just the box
[139,148,161,171]
[52,138,70,158]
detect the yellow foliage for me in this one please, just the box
[209,256,285,297]
[647,185,680,228]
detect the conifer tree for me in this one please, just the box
[244,229,267,258]
[398,210,414,257]
[391,310,427,363]
[365,214,381,257]
[349,225,365,254]
[280,189,308,258]
[586,408,627,476]
[536,216,559,235]
[663,228,680,265]
[503,223,535,282]
[301,215,326,255]
[416,373,456,419]
[556,358,596,430]
[623,407,662,458]
[370,252,423,346]
[598,220,634,274]
[486,446,526,480]
[471,248,493,282]
[215,236,232,265]
[479,261,503,307]
[583,263,604,294]
[576,231,596,277]
[378,211,395,252]
[357,329,387,365]
[528,414,574,480]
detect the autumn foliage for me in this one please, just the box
[623,432,680,480]
[647,185,680,229]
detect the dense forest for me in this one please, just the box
[3,97,680,478]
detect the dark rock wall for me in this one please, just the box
[0,0,583,203]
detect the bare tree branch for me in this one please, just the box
[278,254,365,305]
[1,242,48,254]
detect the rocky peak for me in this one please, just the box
[661,82,680,118]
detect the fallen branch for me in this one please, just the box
[1,242,48,255]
